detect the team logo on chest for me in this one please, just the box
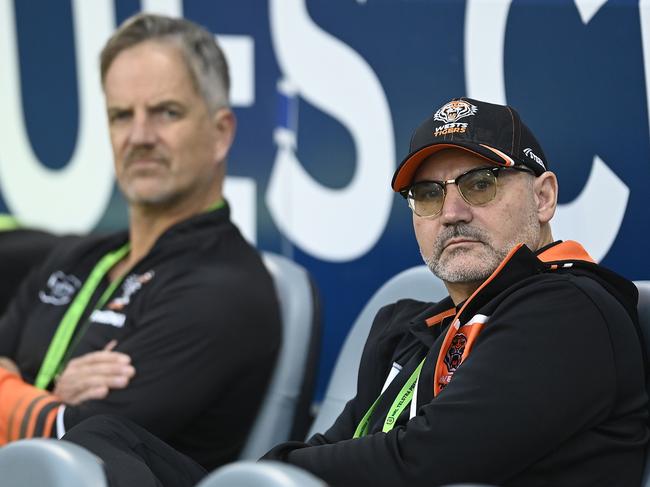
[39,271,82,305]
[443,332,467,373]
[91,270,155,328]
[107,271,155,311]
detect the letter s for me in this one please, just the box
[267,0,395,262]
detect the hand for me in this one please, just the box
[53,340,135,405]
[0,356,20,376]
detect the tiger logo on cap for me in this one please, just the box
[434,100,478,124]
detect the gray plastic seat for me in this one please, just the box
[309,264,446,436]
[0,438,107,487]
[239,252,320,459]
[196,461,325,487]
[635,281,650,487]
[198,265,446,485]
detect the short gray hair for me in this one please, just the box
[100,13,230,111]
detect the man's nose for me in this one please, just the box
[128,114,157,145]
[439,183,472,225]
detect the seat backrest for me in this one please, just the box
[196,460,326,487]
[635,281,650,487]
[308,265,447,437]
[0,438,107,487]
[239,252,320,459]
[635,281,650,373]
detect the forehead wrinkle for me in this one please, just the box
[413,149,495,182]
[104,41,200,109]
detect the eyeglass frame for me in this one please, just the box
[399,165,535,218]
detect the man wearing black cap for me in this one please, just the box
[59,97,647,486]
[262,97,648,486]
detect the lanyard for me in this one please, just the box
[353,357,425,438]
[35,243,130,390]
[205,199,225,212]
[0,214,19,231]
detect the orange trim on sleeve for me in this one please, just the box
[41,405,59,439]
[24,395,58,438]
[0,369,60,445]
[5,394,27,443]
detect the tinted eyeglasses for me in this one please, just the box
[400,166,534,218]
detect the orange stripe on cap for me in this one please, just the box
[480,144,515,166]
[392,143,515,192]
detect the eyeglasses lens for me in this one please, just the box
[407,169,498,217]
[409,182,445,217]
[457,169,497,206]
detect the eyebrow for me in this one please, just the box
[106,100,187,115]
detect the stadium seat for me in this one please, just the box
[199,265,446,485]
[0,438,107,487]
[196,460,325,487]
[635,281,650,487]
[238,252,321,459]
[309,264,446,436]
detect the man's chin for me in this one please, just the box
[434,251,500,283]
[123,189,175,207]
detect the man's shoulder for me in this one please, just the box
[367,299,440,347]
[37,231,127,271]
[375,298,437,327]
[494,268,636,328]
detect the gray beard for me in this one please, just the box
[421,220,538,284]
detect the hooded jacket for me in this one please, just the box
[264,241,648,487]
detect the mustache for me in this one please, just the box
[124,146,169,167]
[432,224,488,254]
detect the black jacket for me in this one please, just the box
[0,204,281,470]
[264,241,648,487]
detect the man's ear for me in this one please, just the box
[534,171,558,224]
[212,108,236,164]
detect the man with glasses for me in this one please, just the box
[61,97,646,486]
[262,97,648,486]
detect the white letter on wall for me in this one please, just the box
[0,0,115,233]
[267,0,394,262]
[464,0,628,262]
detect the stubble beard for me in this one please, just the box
[118,146,177,207]
[421,208,540,284]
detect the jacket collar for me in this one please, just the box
[409,240,599,346]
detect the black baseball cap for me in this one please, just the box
[391,97,548,192]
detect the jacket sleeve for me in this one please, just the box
[0,369,61,444]
[273,278,640,486]
[0,262,48,357]
[61,267,281,442]
[263,301,416,458]
[0,235,79,357]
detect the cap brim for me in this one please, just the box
[391,142,516,192]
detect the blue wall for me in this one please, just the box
[2,0,649,398]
